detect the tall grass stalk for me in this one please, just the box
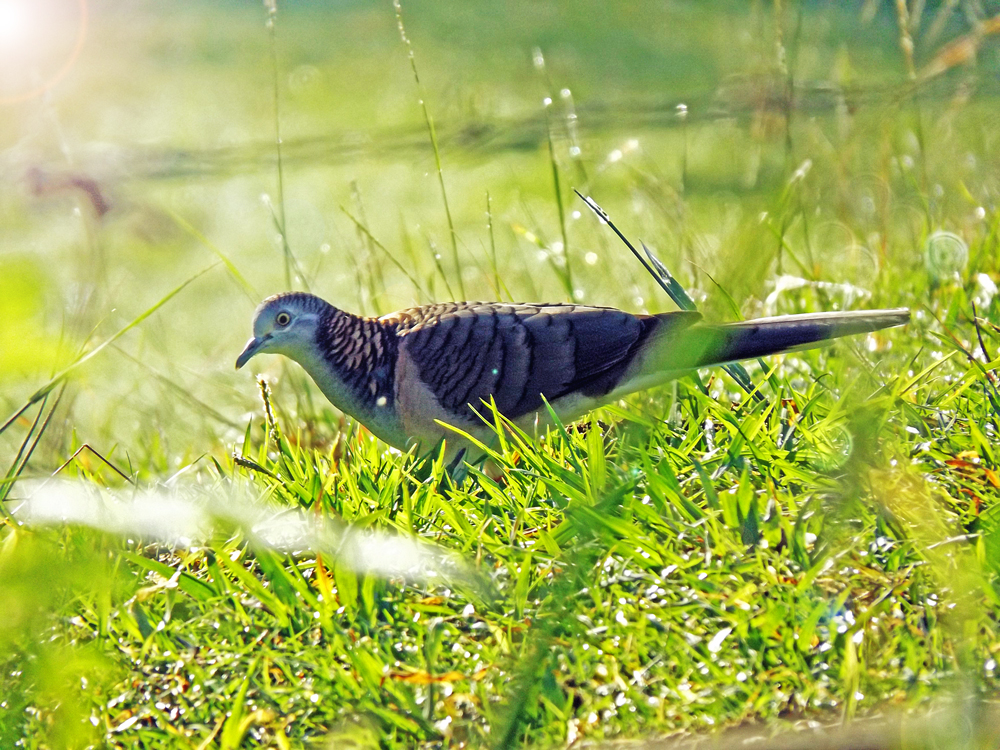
[424,235,456,301]
[894,0,930,224]
[341,206,429,299]
[393,0,463,299]
[350,181,387,314]
[164,208,259,302]
[531,47,574,300]
[264,0,304,291]
[485,192,512,302]
[544,99,573,299]
[0,389,57,508]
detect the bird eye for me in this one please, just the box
[275,312,291,327]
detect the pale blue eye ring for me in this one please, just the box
[275,312,291,327]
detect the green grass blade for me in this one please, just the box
[1,263,219,438]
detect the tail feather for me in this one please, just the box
[695,308,911,366]
[629,308,910,392]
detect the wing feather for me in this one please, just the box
[397,303,701,422]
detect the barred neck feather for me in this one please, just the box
[314,308,399,412]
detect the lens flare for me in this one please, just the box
[0,1,31,50]
[0,0,87,105]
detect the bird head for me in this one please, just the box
[235,292,332,369]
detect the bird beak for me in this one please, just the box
[235,335,269,370]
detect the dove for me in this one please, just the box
[236,293,908,454]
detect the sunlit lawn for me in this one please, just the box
[3,1,1000,747]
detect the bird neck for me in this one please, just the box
[297,308,404,444]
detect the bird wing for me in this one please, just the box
[395,303,701,422]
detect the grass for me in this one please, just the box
[3,0,1000,747]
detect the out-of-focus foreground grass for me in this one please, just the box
[3,0,1000,747]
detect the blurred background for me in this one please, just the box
[1,0,997,466]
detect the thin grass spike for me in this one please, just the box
[394,0,463,299]
[576,190,760,399]
[0,263,220,438]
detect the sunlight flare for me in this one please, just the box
[0,0,32,51]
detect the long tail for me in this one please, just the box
[693,308,911,366]
[628,308,910,393]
